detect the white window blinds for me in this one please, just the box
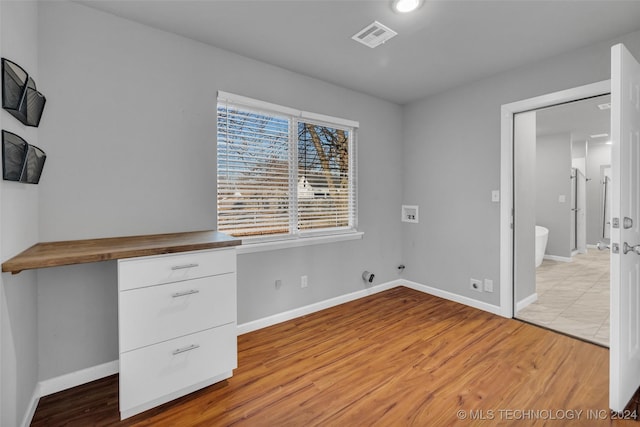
[217,92,358,239]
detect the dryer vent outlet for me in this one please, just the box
[362,271,375,283]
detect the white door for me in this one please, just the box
[603,167,612,241]
[610,43,640,413]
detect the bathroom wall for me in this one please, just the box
[572,139,587,161]
[536,133,572,259]
[571,139,586,175]
[586,143,612,245]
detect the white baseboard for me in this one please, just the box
[400,280,504,316]
[237,278,506,335]
[39,360,119,397]
[28,276,504,423]
[20,383,41,427]
[237,280,401,335]
[516,292,538,312]
[543,254,572,263]
[27,281,401,421]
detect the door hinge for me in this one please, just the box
[613,218,620,229]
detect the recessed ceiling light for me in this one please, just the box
[606,141,613,145]
[597,103,611,110]
[392,0,422,13]
[590,133,609,138]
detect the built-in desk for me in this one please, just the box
[1,230,241,419]
[1,230,240,274]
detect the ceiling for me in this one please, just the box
[536,94,611,147]
[77,0,640,105]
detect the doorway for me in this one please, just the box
[512,94,611,346]
[498,80,610,317]
[501,45,640,413]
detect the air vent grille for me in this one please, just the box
[351,21,397,48]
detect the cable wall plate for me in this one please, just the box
[401,205,419,223]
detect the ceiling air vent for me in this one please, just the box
[351,21,397,48]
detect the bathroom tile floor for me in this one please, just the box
[516,249,609,347]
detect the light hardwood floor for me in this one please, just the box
[32,287,637,426]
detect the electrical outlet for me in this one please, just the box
[470,278,483,292]
[301,275,308,288]
[484,279,493,293]
[275,279,282,290]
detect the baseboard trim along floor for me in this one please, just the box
[26,278,504,425]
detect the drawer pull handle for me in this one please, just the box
[171,263,199,270]
[171,289,200,298]
[172,344,200,355]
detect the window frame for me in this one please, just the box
[216,91,359,246]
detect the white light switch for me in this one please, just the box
[491,190,500,202]
[558,195,566,203]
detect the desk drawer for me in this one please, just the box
[119,324,237,414]
[119,273,236,352]
[118,248,236,291]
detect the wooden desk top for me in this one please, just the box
[1,230,241,274]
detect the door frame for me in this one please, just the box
[499,80,611,317]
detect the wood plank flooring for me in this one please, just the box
[31,287,637,426]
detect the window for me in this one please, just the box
[217,92,358,240]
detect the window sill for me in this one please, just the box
[236,231,364,255]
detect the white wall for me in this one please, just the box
[537,133,572,258]
[513,111,536,306]
[5,2,640,424]
[36,1,404,381]
[402,27,640,306]
[0,1,40,426]
[572,138,587,163]
[587,143,612,244]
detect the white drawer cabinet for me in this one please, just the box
[118,248,236,291]
[118,248,237,419]
[119,324,237,414]
[119,273,236,352]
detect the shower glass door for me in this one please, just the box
[570,167,587,253]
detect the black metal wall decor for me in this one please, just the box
[2,58,46,127]
[2,130,46,184]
